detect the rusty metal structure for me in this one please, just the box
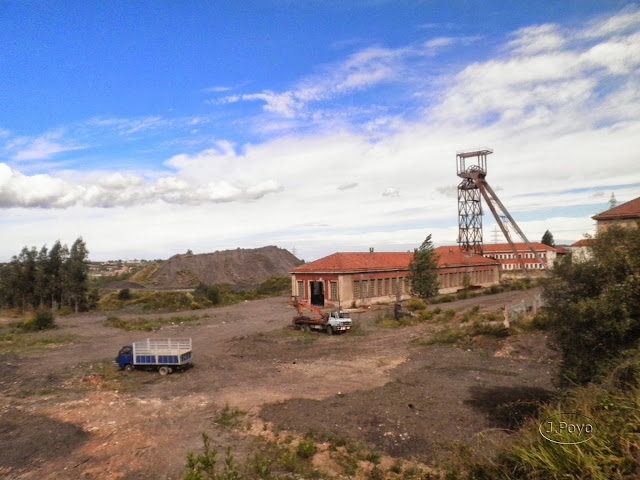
[456,148,547,271]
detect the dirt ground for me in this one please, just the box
[0,288,558,479]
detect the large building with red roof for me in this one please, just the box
[592,196,640,232]
[481,242,556,271]
[290,247,499,307]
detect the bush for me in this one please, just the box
[194,283,221,305]
[256,277,290,296]
[545,226,640,386]
[419,309,435,321]
[118,288,132,300]
[23,309,56,331]
[296,437,317,459]
[406,298,427,311]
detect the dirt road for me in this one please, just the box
[0,288,557,479]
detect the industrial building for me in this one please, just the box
[592,196,640,232]
[289,247,499,307]
[481,243,556,270]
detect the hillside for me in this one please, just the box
[129,245,300,287]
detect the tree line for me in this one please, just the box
[0,237,92,313]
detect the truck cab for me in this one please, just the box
[116,345,133,371]
[327,311,353,332]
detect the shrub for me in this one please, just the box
[406,298,427,311]
[256,277,290,296]
[194,283,221,305]
[57,306,74,316]
[419,309,435,321]
[23,309,56,331]
[443,309,456,320]
[433,307,442,314]
[118,288,132,300]
[296,437,317,459]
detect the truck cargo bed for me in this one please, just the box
[132,338,193,365]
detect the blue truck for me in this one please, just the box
[116,338,193,375]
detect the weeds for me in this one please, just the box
[104,314,202,331]
[296,437,317,459]
[406,299,427,311]
[0,331,79,355]
[183,433,241,480]
[214,404,245,429]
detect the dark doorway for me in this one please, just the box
[310,281,324,306]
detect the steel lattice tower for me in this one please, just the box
[456,148,547,271]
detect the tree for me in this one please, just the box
[544,225,640,386]
[541,229,555,247]
[408,234,440,299]
[65,237,89,313]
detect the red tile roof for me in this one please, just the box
[571,239,596,247]
[434,246,500,267]
[482,242,555,253]
[291,252,413,273]
[592,196,640,221]
[291,247,498,274]
[555,245,570,255]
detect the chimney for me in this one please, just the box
[369,247,374,253]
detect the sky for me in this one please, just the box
[1,0,640,262]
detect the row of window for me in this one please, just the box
[438,269,494,288]
[487,252,546,260]
[501,263,544,270]
[353,276,409,299]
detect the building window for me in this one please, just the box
[391,277,397,294]
[369,280,375,298]
[329,281,338,300]
[297,281,304,298]
[377,279,383,296]
[353,280,360,299]
[384,278,390,295]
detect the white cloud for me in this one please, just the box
[0,161,283,209]
[337,182,358,191]
[222,41,445,119]
[8,132,85,161]
[507,24,566,55]
[583,8,640,38]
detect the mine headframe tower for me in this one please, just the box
[456,148,548,271]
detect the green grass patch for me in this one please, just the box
[104,314,202,331]
[450,353,640,479]
[0,331,80,355]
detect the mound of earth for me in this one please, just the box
[130,245,299,287]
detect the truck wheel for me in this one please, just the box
[124,364,134,372]
[302,324,310,332]
[326,325,333,335]
[158,366,170,376]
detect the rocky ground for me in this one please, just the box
[0,288,558,479]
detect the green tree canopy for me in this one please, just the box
[545,225,640,385]
[541,229,555,247]
[408,234,440,299]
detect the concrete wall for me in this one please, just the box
[292,264,501,303]
[437,265,499,294]
[597,219,640,232]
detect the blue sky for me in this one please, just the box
[1,1,640,261]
